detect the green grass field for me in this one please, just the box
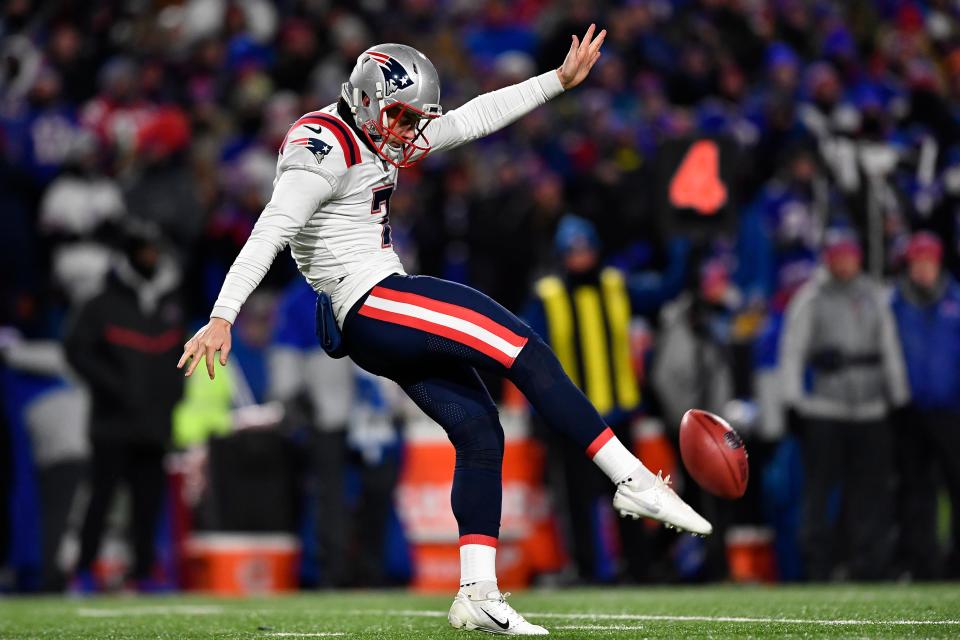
[1,584,958,639]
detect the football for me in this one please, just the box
[679,409,748,499]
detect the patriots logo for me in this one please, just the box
[366,51,414,96]
[305,139,333,163]
[291,130,333,163]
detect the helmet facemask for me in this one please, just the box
[360,94,440,168]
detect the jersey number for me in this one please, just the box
[371,184,394,248]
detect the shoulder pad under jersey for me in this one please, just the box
[278,110,363,174]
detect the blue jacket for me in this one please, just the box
[891,276,960,412]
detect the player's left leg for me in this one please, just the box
[344,336,547,634]
[394,367,546,635]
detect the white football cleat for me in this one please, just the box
[448,582,548,635]
[613,469,713,537]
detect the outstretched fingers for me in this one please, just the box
[177,341,193,370]
[588,28,606,56]
[573,24,605,73]
[580,23,596,53]
[183,344,205,378]
[178,336,209,379]
[557,23,607,89]
[205,344,217,379]
[219,342,231,366]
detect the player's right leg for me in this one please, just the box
[344,274,709,536]
[505,333,711,536]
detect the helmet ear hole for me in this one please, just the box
[362,93,371,107]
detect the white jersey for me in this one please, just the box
[211,70,564,327]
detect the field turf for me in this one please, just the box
[1,584,958,639]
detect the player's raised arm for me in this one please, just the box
[425,24,606,155]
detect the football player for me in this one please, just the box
[180,25,711,635]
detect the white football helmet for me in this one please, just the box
[341,43,442,167]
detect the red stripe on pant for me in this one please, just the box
[586,427,615,458]
[357,303,521,368]
[369,286,527,348]
[459,534,498,548]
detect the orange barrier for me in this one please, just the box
[632,416,681,530]
[725,526,778,583]
[91,536,133,590]
[632,416,679,483]
[183,533,300,595]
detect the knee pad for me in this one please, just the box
[446,412,504,473]
[510,333,563,388]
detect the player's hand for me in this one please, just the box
[557,23,606,90]
[178,317,232,380]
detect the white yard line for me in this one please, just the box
[262,634,346,638]
[74,608,348,637]
[72,604,960,628]
[344,608,960,626]
[553,625,648,631]
[76,605,224,617]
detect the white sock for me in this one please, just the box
[459,536,498,588]
[587,427,655,489]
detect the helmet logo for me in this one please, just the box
[366,51,414,96]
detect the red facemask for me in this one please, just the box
[364,101,439,168]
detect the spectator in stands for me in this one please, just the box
[0,334,89,591]
[268,277,354,586]
[780,229,909,581]
[63,220,184,591]
[653,258,739,439]
[39,132,126,304]
[80,57,151,153]
[736,142,834,304]
[124,107,204,257]
[269,277,402,586]
[344,368,403,587]
[0,368,11,591]
[891,231,960,580]
[524,215,688,582]
[651,257,741,580]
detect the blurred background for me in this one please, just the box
[2,0,960,595]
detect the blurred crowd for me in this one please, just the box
[2,0,960,591]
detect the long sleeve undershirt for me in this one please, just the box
[211,170,333,323]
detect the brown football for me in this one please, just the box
[679,409,748,499]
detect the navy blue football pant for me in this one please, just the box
[342,274,610,541]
